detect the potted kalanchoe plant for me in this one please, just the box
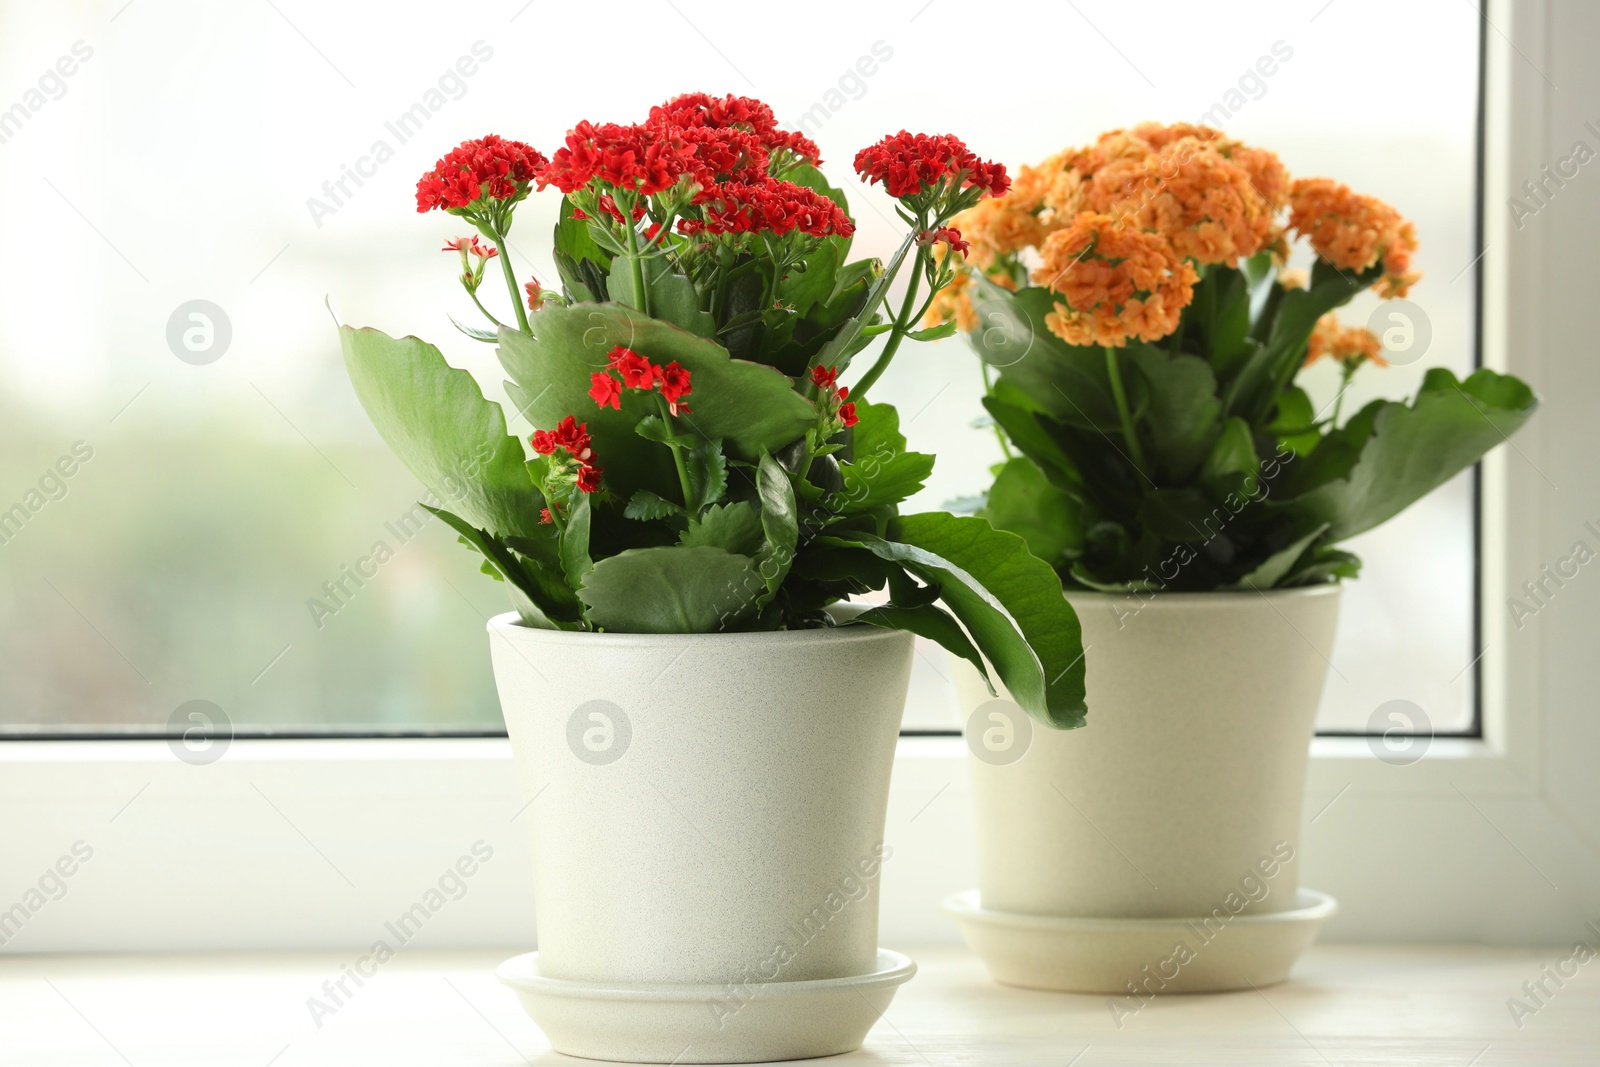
[929,122,1537,995]
[334,94,1086,1062]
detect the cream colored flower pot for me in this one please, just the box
[946,586,1341,994]
[488,610,916,1063]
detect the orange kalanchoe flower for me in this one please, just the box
[1305,314,1386,369]
[1083,137,1276,267]
[1032,214,1198,347]
[1288,178,1421,298]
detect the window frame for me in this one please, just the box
[0,0,1578,952]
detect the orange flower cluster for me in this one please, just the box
[928,123,1421,347]
[1081,137,1279,267]
[1288,178,1420,298]
[1305,314,1386,369]
[1032,214,1198,348]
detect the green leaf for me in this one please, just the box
[969,276,1146,433]
[1264,385,1321,456]
[1276,367,1538,541]
[909,320,958,342]
[854,601,986,681]
[1124,346,1222,481]
[498,304,816,480]
[833,400,935,512]
[832,513,1087,728]
[1222,522,1328,590]
[553,198,611,302]
[559,492,593,587]
[755,453,799,605]
[777,239,840,319]
[449,315,500,344]
[624,490,685,521]
[1227,259,1379,421]
[680,501,764,556]
[338,324,543,541]
[609,255,717,338]
[812,233,915,374]
[688,437,728,513]
[1200,416,1259,497]
[982,457,1083,569]
[423,504,580,629]
[577,545,763,633]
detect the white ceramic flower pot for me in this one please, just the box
[488,609,916,1063]
[945,586,1342,994]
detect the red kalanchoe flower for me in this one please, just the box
[525,279,547,312]
[648,92,820,166]
[540,507,554,524]
[839,402,858,428]
[810,364,839,390]
[589,372,623,410]
[442,235,497,258]
[918,226,969,257]
[575,464,604,494]
[690,178,855,238]
[530,416,593,463]
[416,135,548,213]
[658,361,693,415]
[541,121,692,197]
[608,346,658,390]
[853,131,1010,200]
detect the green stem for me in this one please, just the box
[1104,346,1149,472]
[851,250,926,400]
[982,362,1013,459]
[1331,364,1356,426]
[490,230,530,334]
[623,194,651,317]
[468,289,507,330]
[655,393,695,510]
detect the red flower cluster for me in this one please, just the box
[853,132,1009,201]
[810,364,857,428]
[542,121,693,197]
[416,135,547,213]
[530,416,602,497]
[681,178,855,239]
[589,346,694,416]
[648,92,821,165]
[917,226,969,257]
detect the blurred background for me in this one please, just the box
[0,0,1481,733]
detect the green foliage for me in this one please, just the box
[966,255,1539,591]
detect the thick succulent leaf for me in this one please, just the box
[969,276,1147,433]
[1222,522,1329,590]
[577,545,763,633]
[339,324,543,542]
[559,492,593,588]
[680,502,764,556]
[834,400,935,512]
[422,504,580,629]
[1124,345,1222,481]
[835,513,1087,728]
[1277,368,1538,541]
[854,600,986,680]
[755,453,798,605]
[982,457,1084,569]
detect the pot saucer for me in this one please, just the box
[496,947,916,1064]
[943,888,1336,994]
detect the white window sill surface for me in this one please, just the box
[3,944,1593,1066]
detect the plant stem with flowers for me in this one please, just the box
[337,94,1089,729]
[930,121,1537,592]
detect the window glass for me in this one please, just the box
[0,1,1480,734]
